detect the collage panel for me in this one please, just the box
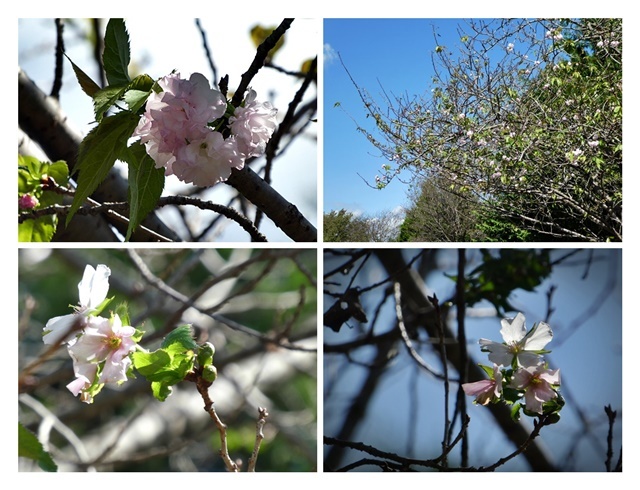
[323,248,622,471]
[18,247,317,471]
[18,17,318,244]
[323,18,621,243]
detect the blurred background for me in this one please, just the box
[323,248,622,472]
[18,247,317,471]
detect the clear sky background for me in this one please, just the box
[18,17,318,241]
[324,18,467,217]
[324,248,622,471]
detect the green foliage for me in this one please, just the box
[132,325,198,402]
[18,422,57,472]
[67,111,140,226]
[475,211,531,242]
[65,54,101,97]
[102,18,131,86]
[461,249,551,315]
[324,208,400,242]
[65,18,166,240]
[120,142,165,240]
[399,175,485,242]
[323,209,367,242]
[18,155,69,242]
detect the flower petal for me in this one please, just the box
[479,339,513,366]
[78,264,111,310]
[500,312,526,343]
[523,321,553,351]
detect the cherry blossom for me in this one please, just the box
[133,74,277,187]
[479,312,553,368]
[229,89,278,158]
[462,364,503,406]
[510,364,561,414]
[67,314,137,403]
[43,264,111,345]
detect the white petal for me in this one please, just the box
[500,312,527,343]
[479,339,514,367]
[78,264,111,310]
[43,314,76,345]
[523,321,553,351]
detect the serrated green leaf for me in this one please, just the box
[123,89,151,114]
[93,85,128,123]
[66,111,139,227]
[65,53,101,97]
[103,19,131,86]
[120,143,165,241]
[129,73,155,92]
[18,422,57,472]
[162,325,198,351]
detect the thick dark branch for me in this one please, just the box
[18,67,179,242]
[226,165,316,242]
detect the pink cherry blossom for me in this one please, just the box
[133,72,232,185]
[462,364,503,405]
[510,364,561,414]
[133,73,278,187]
[171,131,245,187]
[229,89,278,158]
[66,314,137,403]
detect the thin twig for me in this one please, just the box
[247,407,269,471]
[193,375,239,472]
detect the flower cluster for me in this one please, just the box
[42,264,139,404]
[133,72,277,187]
[462,313,562,416]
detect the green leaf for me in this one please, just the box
[66,111,139,226]
[120,142,165,241]
[93,85,128,123]
[103,19,131,86]
[65,53,101,97]
[123,89,151,114]
[162,325,198,351]
[18,422,57,472]
[132,325,198,401]
[132,349,177,382]
[18,216,56,242]
[510,402,522,422]
[151,381,173,402]
[18,157,69,242]
[478,364,495,378]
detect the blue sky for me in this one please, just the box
[324,18,466,216]
[324,248,623,471]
